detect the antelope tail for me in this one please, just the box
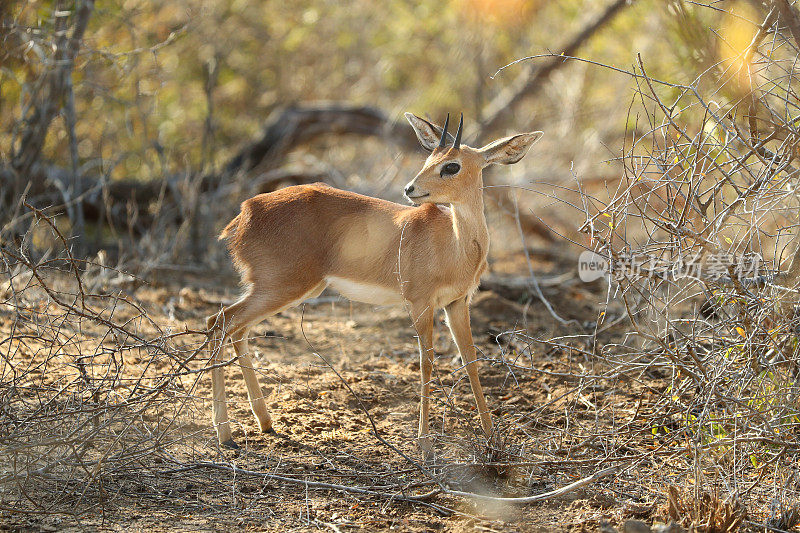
[219,214,241,240]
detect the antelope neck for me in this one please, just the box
[449,188,488,250]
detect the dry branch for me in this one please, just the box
[223,103,417,176]
[175,461,452,516]
[446,466,618,504]
[11,0,95,182]
[477,0,634,140]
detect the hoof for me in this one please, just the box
[264,427,278,435]
[221,439,240,450]
[417,435,432,451]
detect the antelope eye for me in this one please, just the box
[441,162,461,177]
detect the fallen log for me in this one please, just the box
[3,103,557,243]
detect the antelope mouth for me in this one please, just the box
[406,193,430,202]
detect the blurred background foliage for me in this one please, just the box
[2,0,762,184]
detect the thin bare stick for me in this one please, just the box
[172,461,452,516]
[446,466,618,503]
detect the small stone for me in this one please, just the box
[623,520,652,533]
[652,522,687,533]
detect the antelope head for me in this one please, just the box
[403,112,544,205]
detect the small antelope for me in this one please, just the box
[207,113,543,451]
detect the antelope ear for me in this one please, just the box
[479,131,543,166]
[405,112,454,152]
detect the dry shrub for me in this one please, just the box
[663,486,745,533]
[578,1,800,522]
[0,205,211,513]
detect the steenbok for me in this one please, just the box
[207,113,543,452]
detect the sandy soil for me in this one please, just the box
[1,250,675,532]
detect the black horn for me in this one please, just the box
[438,113,450,150]
[453,113,463,150]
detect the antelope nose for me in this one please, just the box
[404,184,415,196]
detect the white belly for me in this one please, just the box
[325,276,404,306]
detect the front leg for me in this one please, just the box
[410,302,435,455]
[444,296,493,438]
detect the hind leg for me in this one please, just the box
[231,328,273,433]
[207,314,235,447]
[206,281,326,445]
[207,296,272,446]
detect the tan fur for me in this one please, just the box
[205,113,542,453]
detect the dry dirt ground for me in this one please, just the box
[2,249,684,532]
